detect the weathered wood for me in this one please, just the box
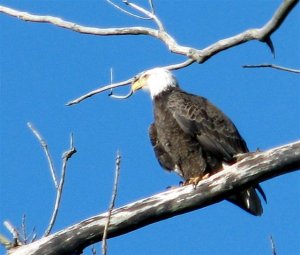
[7,141,300,255]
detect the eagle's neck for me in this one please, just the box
[152,86,178,101]
[145,69,178,99]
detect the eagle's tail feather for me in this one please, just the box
[227,185,265,216]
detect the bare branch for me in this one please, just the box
[21,215,27,244]
[44,134,77,236]
[66,78,133,106]
[164,59,196,71]
[1,0,297,62]
[123,0,165,30]
[105,0,151,20]
[270,236,277,255]
[58,0,299,106]
[7,141,300,255]
[109,89,133,99]
[194,0,299,63]
[68,59,195,105]
[30,231,37,244]
[3,221,21,247]
[102,152,121,255]
[0,5,162,37]
[148,0,155,14]
[108,68,134,99]
[243,64,300,74]
[27,122,58,189]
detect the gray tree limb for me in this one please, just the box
[0,0,298,63]
[7,141,300,255]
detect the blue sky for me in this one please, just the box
[1,1,299,254]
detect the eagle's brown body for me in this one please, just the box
[132,68,266,216]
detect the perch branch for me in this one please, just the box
[243,64,300,74]
[7,140,300,255]
[102,152,121,255]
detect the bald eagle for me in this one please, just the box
[132,68,266,216]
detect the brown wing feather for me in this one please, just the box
[149,123,175,171]
[167,88,248,162]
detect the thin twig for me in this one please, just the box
[124,0,165,30]
[66,78,133,106]
[30,229,37,243]
[106,0,151,20]
[148,0,155,14]
[102,151,121,255]
[44,133,76,236]
[270,236,277,255]
[107,70,134,99]
[110,68,113,86]
[4,221,21,247]
[108,68,114,96]
[27,122,58,188]
[109,89,133,99]
[243,64,300,74]
[21,214,27,244]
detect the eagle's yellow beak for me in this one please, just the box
[132,76,146,92]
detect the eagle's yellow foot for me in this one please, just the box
[184,173,210,188]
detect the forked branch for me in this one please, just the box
[0,1,298,105]
[0,1,297,61]
[27,123,77,237]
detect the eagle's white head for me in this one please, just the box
[132,68,178,99]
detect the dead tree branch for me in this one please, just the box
[6,140,300,255]
[65,58,195,105]
[3,221,22,248]
[0,1,297,62]
[1,1,297,106]
[27,122,58,188]
[44,134,76,237]
[106,0,152,20]
[27,123,76,237]
[102,151,121,255]
[243,64,300,74]
[270,236,277,255]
